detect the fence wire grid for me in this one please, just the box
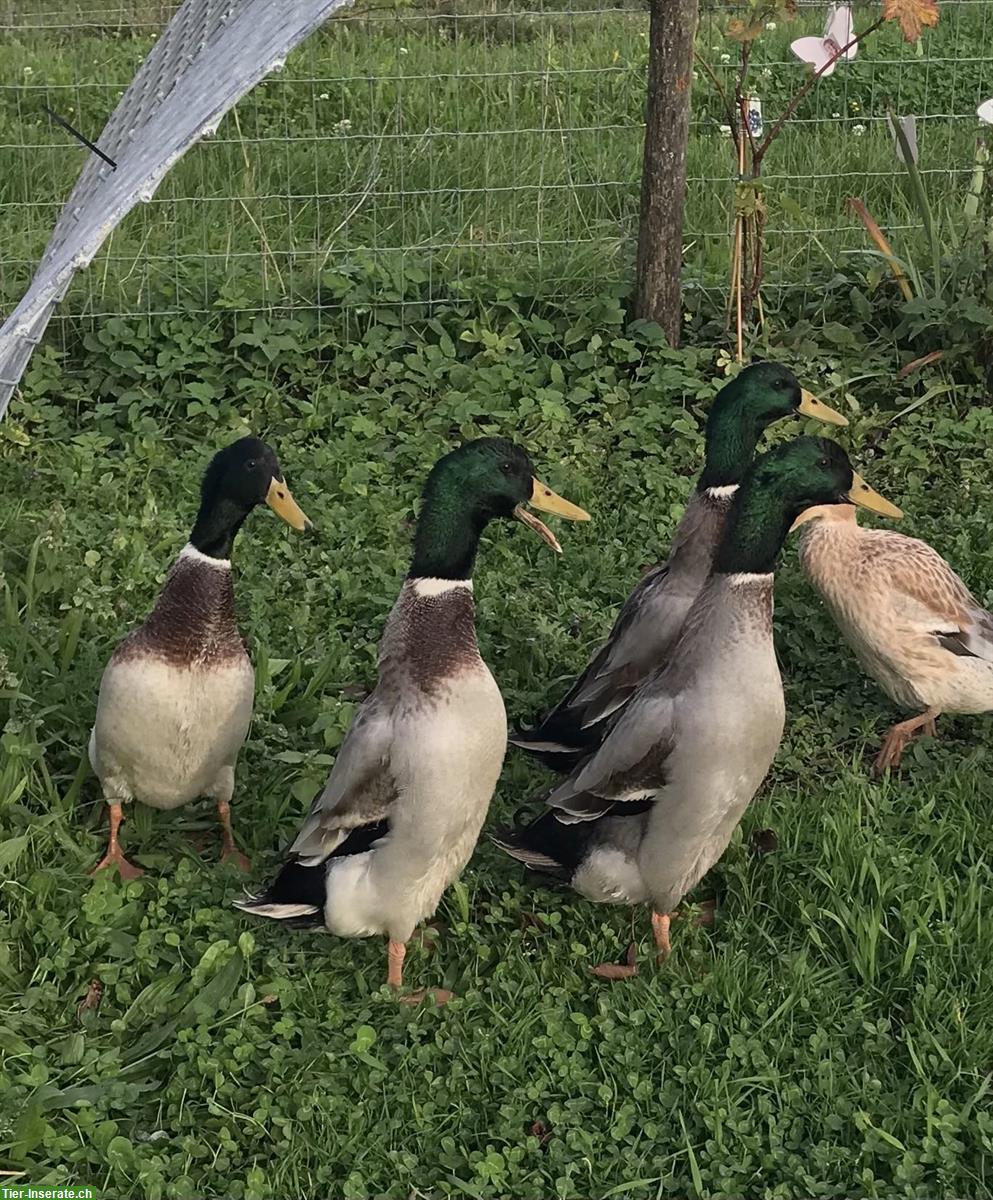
[1,0,991,340]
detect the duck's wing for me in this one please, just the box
[877,533,993,661]
[512,491,722,769]
[541,686,678,825]
[510,563,672,762]
[288,692,399,863]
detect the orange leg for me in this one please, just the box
[873,708,940,776]
[388,937,453,1004]
[593,910,674,980]
[217,800,250,872]
[90,802,143,880]
[651,910,672,960]
[387,940,406,989]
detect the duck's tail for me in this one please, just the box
[234,858,327,927]
[490,809,595,882]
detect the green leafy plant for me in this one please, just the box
[2,275,993,1197]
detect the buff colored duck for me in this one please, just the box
[797,503,992,774]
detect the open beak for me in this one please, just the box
[513,477,590,554]
[265,477,313,531]
[846,472,902,519]
[797,388,849,427]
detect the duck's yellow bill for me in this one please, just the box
[513,477,590,554]
[528,478,590,522]
[798,389,849,428]
[265,478,313,531]
[847,472,902,519]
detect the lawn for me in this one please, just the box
[1,0,990,320]
[3,1,993,1198]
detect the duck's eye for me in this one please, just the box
[246,460,257,471]
[500,461,513,474]
[818,458,830,468]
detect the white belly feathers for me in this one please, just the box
[90,656,255,810]
[324,662,507,943]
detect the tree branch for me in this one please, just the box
[753,16,884,170]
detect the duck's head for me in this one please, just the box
[750,436,902,526]
[715,437,900,575]
[411,437,589,579]
[700,362,848,491]
[191,436,312,559]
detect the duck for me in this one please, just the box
[88,436,312,879]
[236,437,589,1002]
[510,362,848,772]
[796,503,993,774]
[494,437,900,973]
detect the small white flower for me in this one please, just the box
[692,70,699,80]
[318,92,329,100]
[334,117,352,134]
[832,111,841,119]
[23,66,33,74]
[761,67,773,78]
[720,53,731,64]
[852,123,866,136]
[399,46,408,54]
[718,124,733,137]
[765,21,777,31]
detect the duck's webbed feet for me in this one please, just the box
[873,708,940,776]
[90,802,144,880]
[388,938,453,1005]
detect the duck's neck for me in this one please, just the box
[189,499,251,561]
[713,480,792,577]
[408,494,486,581]
[697,397,764,492]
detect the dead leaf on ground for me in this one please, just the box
[528,1119,554,1148]
[77,978,103,1022]
[519,911,549,933]
[591,941,638,980]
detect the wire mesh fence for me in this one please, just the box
[1,0,991,341]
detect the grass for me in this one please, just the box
[2,0,993,1195]
[2,294,993,1196]
[0,0,990,325]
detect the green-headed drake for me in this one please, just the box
[511,362,847,770]
[237,438,588,1001]
[89,436,312,879]
[496,437,899,972]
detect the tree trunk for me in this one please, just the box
[633,0,698,347]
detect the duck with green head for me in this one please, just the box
[237,437,589,1001]
[89,436,312,879]
[495,437,900,972]
[511,362,848,771]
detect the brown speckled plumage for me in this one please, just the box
[112,554,247,669]
[379,583,480,696]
